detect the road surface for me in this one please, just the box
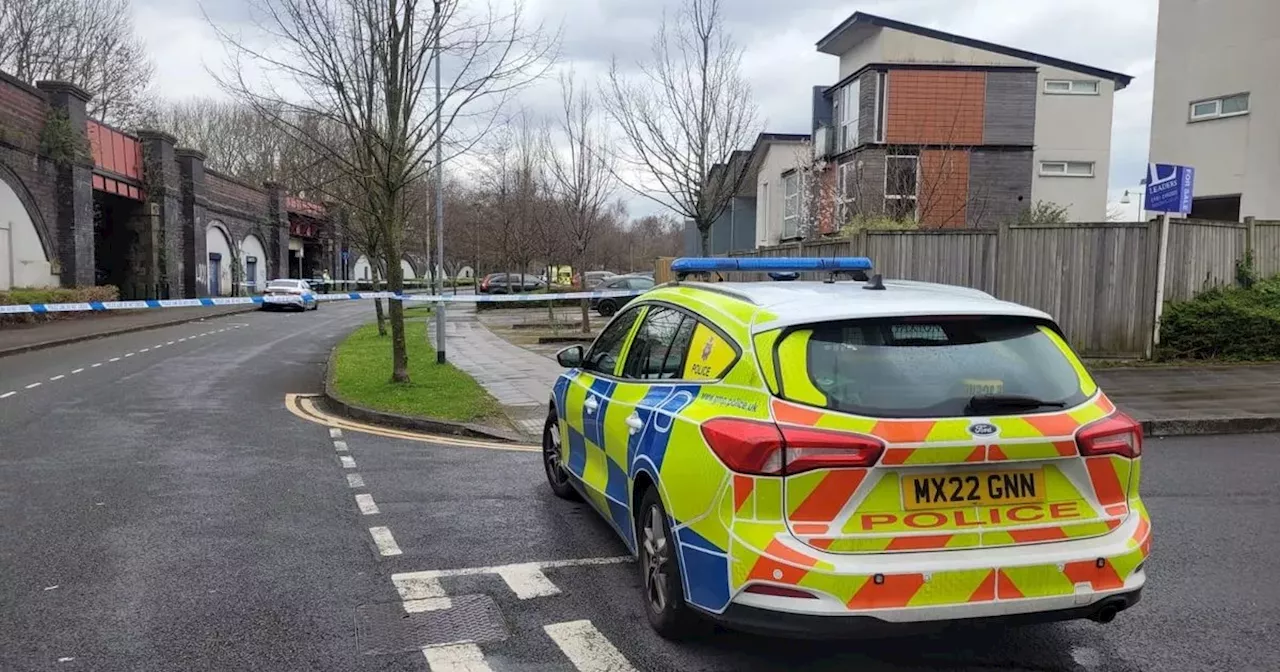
[2,300,1277,671]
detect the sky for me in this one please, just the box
[132,0,1159,220]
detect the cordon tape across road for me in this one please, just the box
[0,289,645,315]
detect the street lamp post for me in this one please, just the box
[1121,178,1148,221]
[433,0,447,364]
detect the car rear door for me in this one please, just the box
[760,315,1138,554]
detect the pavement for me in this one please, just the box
[0,305,257,357]
[3,297,1280,670]
[1093,364,1280,433]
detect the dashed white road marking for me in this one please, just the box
[1,391,15,399]
[139,348,150,352]
[369,526,402,556]
[178,338,187,342]
[333,440,349,452]
[166,341,175,345]
[71,368,84,374]
[108,357,120,362]
[329,427,343,439]
[392,556,632,601]
[91,363,103,368]
[124,353,134,358]
[543,620,636,672]
[346,473,365,488]
[339,455,357,469]
[421,643,493,672]
[24,382,41,389]
[355,494,380,515]
[49,375,65,381]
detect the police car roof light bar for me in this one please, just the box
[671,256,874,281]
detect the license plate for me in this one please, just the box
[902,469,1045,510]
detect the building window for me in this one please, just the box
[885,155,918,220]
[832,79,860,152]
[875,71,887,143]
[1189,93,1250,121]
[783,172,801,239]
[1044,79,1099,95]
[1039,161,1095,177]
[838,161,858,224]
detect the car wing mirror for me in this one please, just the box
[556,345,584,369]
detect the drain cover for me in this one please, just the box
[355,595,508,655]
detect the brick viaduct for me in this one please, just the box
[0,71,391,298]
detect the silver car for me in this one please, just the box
[261,279,319,311]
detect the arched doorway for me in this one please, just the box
[401,258,417,280]
[240,233,268,294]
[0,176,57,290]
[205,222,234,296]
[353,255,373,282]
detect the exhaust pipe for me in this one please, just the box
[1089,598,1125,624]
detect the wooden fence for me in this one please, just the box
[660,217,1280,358]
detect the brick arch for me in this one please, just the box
[0,161,54,265]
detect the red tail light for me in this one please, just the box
[700,418,884,475]
[744,584,818,599]
[1077,412,1143,458]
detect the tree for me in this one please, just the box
[603,0,759,255]
[547,72,616,332]
[0,0,154,126]
[211,0,554,382]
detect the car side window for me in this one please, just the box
[629,278,655,290]
[583,306,643,375]
[622,308,687,380]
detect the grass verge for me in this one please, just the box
[331,312,504,424]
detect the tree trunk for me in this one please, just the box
[699,224,711,256]
[384,232,410,383]
[372,266,387,336]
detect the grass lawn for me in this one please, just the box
[331,312,504,424]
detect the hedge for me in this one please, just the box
[1157,277,1280,361]
[0,285,120,325]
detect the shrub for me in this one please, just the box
[0,285,120,324]
[1157,277,1280,360]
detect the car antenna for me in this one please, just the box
[863,273,886,290]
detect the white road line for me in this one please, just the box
[392,556,631,601]
[178,338,187,342]
[340,455,357,469]
[369,526,402,556]
[334,440,349,452]
[91,363,102,368]
[495,565,561,599]
[329,427,343,439]
[1,391,15,399]
[167,341,175,345]
[421,643,493,672]
[108,357,120,362]
[24,382,41,389]
[346,473,365,488]
[71,368,84,374]
[403,597,453,612]
[543,620,636,672]
[49,375,65,381]
[124,353,134,358]
[355,494,380,515]
[140,348,150,352]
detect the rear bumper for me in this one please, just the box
[263,296,306,309]
[707,589,1142,639]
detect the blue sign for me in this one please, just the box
[1145,163,1195,214]
[341,250,350,262]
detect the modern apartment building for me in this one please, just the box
[1149,0,1278,221]
[810,12,1133,229]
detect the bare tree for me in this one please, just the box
[0,0,154,126]
[210,0,554,382]
[603,0,758,255]
[547,71,616,332]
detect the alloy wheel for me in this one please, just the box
[642,504,670,614]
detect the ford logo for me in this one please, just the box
[969,423,999,437]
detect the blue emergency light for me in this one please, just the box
[670,256,873,274]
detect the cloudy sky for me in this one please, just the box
[132,0,1158,219]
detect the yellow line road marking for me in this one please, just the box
[283,394,538,452]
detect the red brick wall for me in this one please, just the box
[0,74,48,154]
[206,170,270,215]
[885,70,986,146]
[919,149,970,228]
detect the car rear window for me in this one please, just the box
[268,280,300,290]
[774,316,1088,418]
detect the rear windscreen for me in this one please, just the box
[775,317,1088,418]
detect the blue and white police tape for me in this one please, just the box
[0,289,646,315]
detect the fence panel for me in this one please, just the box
[1163,220,1245,302]
[1253,222,1280,278]
[997,224,1157,358]
[865,231,999,293]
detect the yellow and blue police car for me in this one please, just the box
[543,257,1149,639]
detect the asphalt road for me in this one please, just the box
[3,299,1279,671]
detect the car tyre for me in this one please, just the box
[597,299,617,317]
[542,411,579,500]
[638,487,707,640]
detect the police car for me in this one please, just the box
[542,257,1149,639]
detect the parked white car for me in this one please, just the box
[261,279,319,311]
